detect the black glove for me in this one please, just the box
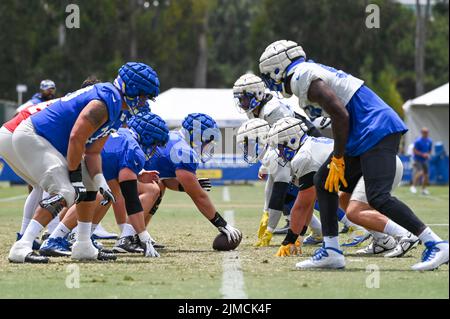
[69,165,87,203]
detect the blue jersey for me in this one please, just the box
[345,85,408,156]
[101,128,146,181]
[144,131,199,178]
[28,93,47,105]
[413,137,432,162]
[31,83,124,157]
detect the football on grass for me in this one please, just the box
[212,232,242,251]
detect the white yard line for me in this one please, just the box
[221,210,247,299]
[0,194,27,202]
[222,186,231,202]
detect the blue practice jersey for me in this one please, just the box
[413,137,433,162]
[102,128,147,181]
[144,130,199,178]
[31,83,124,157]
[29,93,47,105]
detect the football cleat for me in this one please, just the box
[112,236,144,253]
[342,227,371,247]
[303,233,323,246]
[96,250,117,261]
[39,237,71,257]
[384,233,420,258]
[71,240,99,260]
[356,235,397,255]
[273,219,290,235]
[339,225,350,234]
[16,232,41,250]
[295,246,345,269]
[8,240,49,263]
[411,241,449,271]
[92,223,118,240]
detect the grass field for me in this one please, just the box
[0,183,448,299]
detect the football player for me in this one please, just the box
[16,79,56,113]
[140,113,242,246]
[232,74,327,247]
[39,111,169,258]
[259,41,448,270]
[266,118,417,259]
[8,62,159,263]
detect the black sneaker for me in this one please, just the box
[273,219,290,235]
[97,250,117,261]
[112,236,144,253]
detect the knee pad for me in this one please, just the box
[84,191,98,202]
[39,193,66,218]
[268,182,289,211]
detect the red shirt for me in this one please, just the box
[3,101,53,133]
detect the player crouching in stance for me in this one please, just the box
[259,40,448,270]
[266,118,418,259]
[233,74,325,247]
[142,113,242,245]
[8,62,160,263]
[39,111,169,258]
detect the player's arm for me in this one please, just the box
[307,79,348,158]
[67,100,108,171]
[176,169,240,242]
[290,186,316,235]
[175,169,216,219]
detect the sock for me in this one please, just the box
[78,221,92,242]
[19,187,43,234]
[309,214,322,236]
[369,230,386,240]
[118,223,126,233]
[339,214,357,228]
[267,209,283,232]
[91,223,98,235]
[323,236,340,250]
[418,227,442,244]
[49,222,71,239]
[383,220,409,237]
[47,216,60,234]
[120,223,137,238]
[22,219,44,243]
[138,231,150,243]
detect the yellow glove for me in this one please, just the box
[275,243,299,257]
[256,211,269,240]
[325,156,348,193]
[254,230,273,247]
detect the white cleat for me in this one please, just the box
[356,235,397,255]
[71,240,98,260]
[411,241,449,271]
[410,186,417,194]
[384,233,420,258]
[8,240,34,263]
[421,188,430,196]
[295,246,345,269]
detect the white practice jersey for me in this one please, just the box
[289,61,364,112]
[248,93,296,126]
[290,135,334,187]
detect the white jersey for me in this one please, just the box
[289,61,364,112]
[290,135,334,185]
[248,93,296,126]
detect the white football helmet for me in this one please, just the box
[236,118,270,163]
[233,74,266,114]
[259,40,306,97]
[267,117,309,166]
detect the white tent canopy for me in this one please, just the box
[403,83,449,152]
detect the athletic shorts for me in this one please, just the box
[413,160,429,175]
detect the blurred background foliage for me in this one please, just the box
[0,0,448,116]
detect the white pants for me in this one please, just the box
[0,126,37,187]
[351,156,403,204]
[12,118,96,207]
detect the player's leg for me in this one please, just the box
[255,174,272,242]
[410,161,422,194]
[361,133,448,270]
[422,162,430,195]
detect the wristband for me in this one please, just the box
[210,212,227,228]
[282,229,299,245]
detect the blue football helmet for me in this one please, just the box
[127,111,169,160]
[181,113,221,163]
[114,62,160,115]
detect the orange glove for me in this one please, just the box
[325,156,348,193]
